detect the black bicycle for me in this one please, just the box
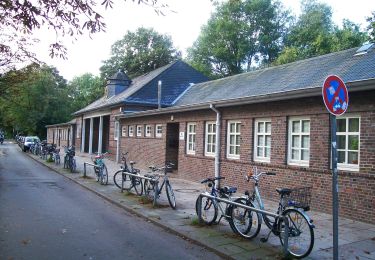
[113,152,143,195]
[63,146,76,173]
[143,162,176,209]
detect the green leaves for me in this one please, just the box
[99,27,180,80]
[187,0,289,78]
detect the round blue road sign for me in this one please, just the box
[322,75,349,116]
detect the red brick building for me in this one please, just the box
[116,46,375,223]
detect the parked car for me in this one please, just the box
[21,136,40,152]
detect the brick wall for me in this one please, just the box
[117,90,375,223]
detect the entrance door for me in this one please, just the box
[165,123,179,169]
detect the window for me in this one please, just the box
[121,126,127,137]
[186,123,196,155]
[136,125,142,137]
[114,121,119,140]
[76,123,80,138]
[145,125,152,137]
[227,121,241,159]
[128,126,134,137]
[254,119,271,162]
[337,116,360,171]
[155,124,162,138]
[205,122,216,157]
[288,118,310,166]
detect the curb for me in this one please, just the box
[26,153,234,260]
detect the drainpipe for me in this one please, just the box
[210,104,221,188]
[116,118,120,163]
[158,80,162,109]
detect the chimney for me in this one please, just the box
[106,69,132,98]
[158,80,162,109]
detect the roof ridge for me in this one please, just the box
[196,47,359,85]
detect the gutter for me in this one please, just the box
[210,104,221,189]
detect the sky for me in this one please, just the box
[32,0,374,81]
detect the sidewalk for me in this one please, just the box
[28,151,375,259]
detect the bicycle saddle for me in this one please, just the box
[130,161,136,165]
[276,188,292,196]
[220,186,237,195]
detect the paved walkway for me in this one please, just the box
[27,149,375,259]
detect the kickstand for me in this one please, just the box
[260,230,272,243]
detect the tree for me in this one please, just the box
[187,0,290,78]
[274,0,366,65]
[367,11,375,42]
[0,0,167,74]
[99,27,180,79]
[67,73,105,112]
[0,64,70,137]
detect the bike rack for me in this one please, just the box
[197,192,289,257]
[120,171,160,206]
[83,162,99,178]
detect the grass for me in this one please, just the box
[138,195,152,204]
[190,216,205,227]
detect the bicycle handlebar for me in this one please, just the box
[200,176,225,184]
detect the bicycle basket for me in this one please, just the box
[286,186,312,211]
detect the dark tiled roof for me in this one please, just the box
[175,47,375,107]
[74,60,208,115]
[124,61,208,106]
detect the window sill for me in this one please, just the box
[338,164,359,172]
[254,158,271,163]
[288,161,309,167]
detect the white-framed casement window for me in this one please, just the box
[205,122,216,157]
[336,116,360,171]
[145,125,152,137]
[186,123,196,155]
[121,126,127,137]
[114,121,119,141]
[128,125,134,137]
[227,121,241,159]
[136,125,142,137]
[155,124,162,138]
[254,119,271,162]
[288,117,310,166]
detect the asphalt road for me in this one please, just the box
[0,142,221,260]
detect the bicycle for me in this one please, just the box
[143,162,176,209]
[113,152,143,196]
[231,166,315,258]
[52,148,60,165]
[63,146,76,173]
[91,152,108,185]
[195,176,242,233]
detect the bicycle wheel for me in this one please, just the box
[63,156,68,169]
[229,198,261,239]
[70,158,76,173]
[133,176,143,195]
[166,181,176,209]
[100,164,108,185]
[121,174,132,191]
[279,208,314,259]
[143,179,156,201]
[195,196,217,225]
[113,170,125,189]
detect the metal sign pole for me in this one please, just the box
[330,114,339,260]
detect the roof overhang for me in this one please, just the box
[115,78,375,120]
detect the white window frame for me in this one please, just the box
[128,125,134,137]
[145,125,152,137]
[336,115,360,172]
[288,117,310,167]
[155,124,162,138]
[227,121,241,159]
[254,119,271,163]
[76,124,80,138]
[136,125,142,137]
[114,121,119,141]
[186,123,196,155]
[121,126,127,137]
[205,121,216,157]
